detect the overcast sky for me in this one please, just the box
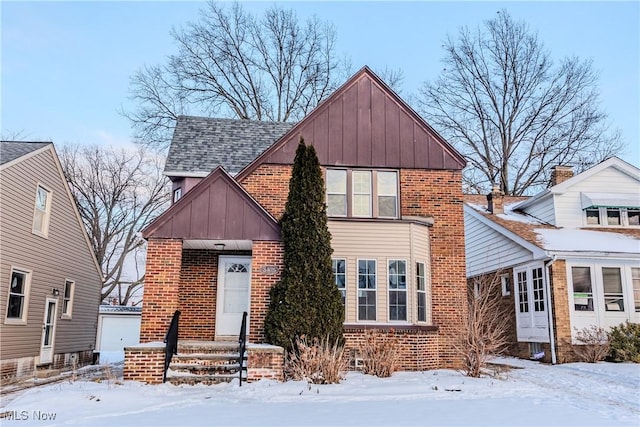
[2,1,638,166]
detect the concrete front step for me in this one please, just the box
[166,372,242,386]
[170,362,242,372]
[167,341,247,385]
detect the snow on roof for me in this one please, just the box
[496,204,542,224]
[535,228,640,253]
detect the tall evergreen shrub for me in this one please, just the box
[264,139,344,352]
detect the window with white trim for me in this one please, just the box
[33,185,52,236]
[325,169,398,219]
[173,187,182,203]
[632,267,640,312]
[602,267,624,311]
[358,259,376,321]
[416,262,427,322]
[388,260,407,321]
[332,259,346,309]
[532,267,544,312]
[62,280,74,317]
[6,269,30,322]
[517,271,529,313]
[584,207,640,227]
[501,274,511,296]
[571,266,594,311]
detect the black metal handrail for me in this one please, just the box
[163,310,181,383]
[238,311,248,386]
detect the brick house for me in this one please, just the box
[127,67,468,383]
[464,157,640,363]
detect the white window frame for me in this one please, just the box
[632,267,640,313]
[32,184,52,237]
[332,258,347,314]
[388,259,407,321]
[416,261,427,323]
[326,169,348,217]
[583,207,640,227]
[352,171,372,217]
[173,187,182,203]
[501,273,512,296]
[5,268,32,324]
[325,169,399,219]
[376,171,398,218]
[62,280,75,318]
[357,259,377,321]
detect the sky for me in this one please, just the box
[1,356,639,426]
[1,1,639,167]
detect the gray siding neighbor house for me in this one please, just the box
[0,141,102,381]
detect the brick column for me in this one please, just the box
[140,238,183,342]
[400,169,467,369]
[249,241,284,343]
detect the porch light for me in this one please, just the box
[214,243,226,251]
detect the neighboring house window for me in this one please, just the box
[62,280,74,317]
[416,262,427,322]
[517,271,529,313]
[632,267,640,312]
[571,266,594,311]
[358,259,376,321]
[33,184,52,236]
[332,259,346,308]
[325,169,398,219]
[6,269,30,322]
[584,207,640,227]
[173,187,182,203]
[326,169,347,216]
[602,267,624,311]
[501,274,511,296]
[388,260,407,321]
[532,267,544,312]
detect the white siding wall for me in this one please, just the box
[521,195,556,225]
[554,169,640,228]
[464,210,534,277]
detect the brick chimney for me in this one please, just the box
[550,165,574,187]
[487,186,504,214]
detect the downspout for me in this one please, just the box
[544,254,558,364]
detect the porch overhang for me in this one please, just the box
[183,239,253,251]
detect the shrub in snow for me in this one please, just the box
[286,335,347,384]
[357,329,400,378]
[453,273,510,378]
[573,325,609,363]
[607,321,640,363]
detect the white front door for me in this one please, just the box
[39,298,58,364]
[216,256,251,338]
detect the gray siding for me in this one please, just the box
[520,195,555,225]
[0,147,101,361]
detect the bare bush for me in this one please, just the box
[574,325,610,363]
[453,273,510,378]
[286,335,347,384]
[358,329,400,378]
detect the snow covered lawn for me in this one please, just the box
[1,358,638,426]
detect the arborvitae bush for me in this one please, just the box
[264,139,344,353]
[608,321,640,363]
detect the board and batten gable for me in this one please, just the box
[551,167,640,228]
[0,145,102,362]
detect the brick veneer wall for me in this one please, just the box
[549,260,579,363]
[249,241,284,343]
[140,238,183,342]
[344,325,440,371]
[400,169,467,369]
[240,164,292,220]
[123,344,166,384]
[247,345,285,381]
[179,249,219,340]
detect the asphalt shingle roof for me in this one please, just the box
[0,141,51,166]
[164,116,294,176]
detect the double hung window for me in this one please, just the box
[326,169,398,218]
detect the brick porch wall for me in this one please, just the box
[249,241,284,343]
[400,169,467,369]
[179,249,219,340]
[140,238,182,342]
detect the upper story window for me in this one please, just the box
[33,184,52,237]
[173,187,182,203]
[326,169,398,219]
[584,207,639,227]
[62,280,75,317]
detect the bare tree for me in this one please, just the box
[417,10,622,196]
[123,1,340,150]
[452,273,510,377]
[59,145,170,305]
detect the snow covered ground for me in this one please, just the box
[1,357,638,426]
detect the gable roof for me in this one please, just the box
[0,141,52,167]
[164,116,294,178]
[514,157,640,211]
[237,66,466,180]
[142,166,281,241]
